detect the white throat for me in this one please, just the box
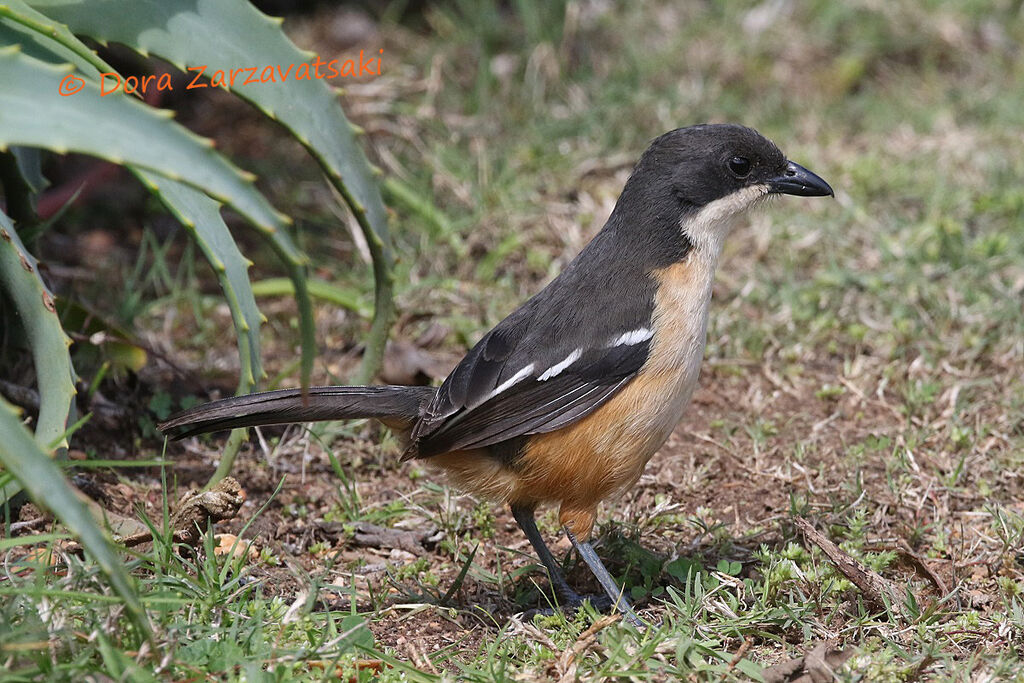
[632,182,772,452]
[681,183,769,267]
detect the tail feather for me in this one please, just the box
[158,385,436,439]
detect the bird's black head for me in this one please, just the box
[605,124,833,262]
[638,123,833,208]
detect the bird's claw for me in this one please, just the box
[520,591,645,629]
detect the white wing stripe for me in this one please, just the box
[610,327,653,347]
[482,363,535,402]
[538,348,582,381]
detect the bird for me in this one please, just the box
[160,124,833,627]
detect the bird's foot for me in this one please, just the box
[520,590,642,627]
[559,590,614,612]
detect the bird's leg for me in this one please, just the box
[564,527,644,628]
[511,504,578,602]
[511,505,644,628]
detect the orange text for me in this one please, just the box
[97,50,383,97]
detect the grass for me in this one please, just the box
[4,0,1024,679]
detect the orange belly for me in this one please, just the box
[427,360,701,540]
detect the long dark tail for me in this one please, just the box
[158,385,437,439]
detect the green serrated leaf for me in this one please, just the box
[27,0,388,236]
[0,46,302,264]
[0,0,110,75]
[142,174,263,392]
[140,175,269,477]
[0,208,76,453]
[30,0,392,383]
[0,14,315,397]
[0,398,150,637]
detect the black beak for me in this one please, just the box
[768,160,834,197]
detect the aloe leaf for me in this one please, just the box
[0,12,264,389]
[0,14,315,393]
[142,175,266,481]
[0,47,297,257]
[0,210,76,453]
[0,41,313,376]
[140,173,264,392]
[0,398,149,637]
[0,0,109,73]
[29,0,395,382]
[0,34,270,483]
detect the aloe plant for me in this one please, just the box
[27,0,396,386]
[0,0,396,613]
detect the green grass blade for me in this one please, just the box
[383,175,465,257]
[30,0,394,383]
[12,147,46,194]
[251,277,370,317]
[0,533,68,552]
[0,399,150,637]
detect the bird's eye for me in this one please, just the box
[728,156,751,177]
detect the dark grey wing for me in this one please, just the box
[408,228,660,459]
[414,298,540,437]
[409,338,650,457]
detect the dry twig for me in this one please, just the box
[795,517,911,620]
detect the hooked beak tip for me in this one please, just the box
[769,160,834,198]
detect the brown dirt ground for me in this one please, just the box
[66,340,1015,663]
